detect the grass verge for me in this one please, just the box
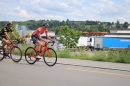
[57,49,130,64]
[19,45,130,64]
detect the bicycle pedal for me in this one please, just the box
[36,58,41,61]
[4,53,8,56]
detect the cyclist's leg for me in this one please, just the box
[2,39,7,55]
[2,38,12,47]
[32,36,39,51]
[36,40,45,52]
[36,41,50,57]
[2,38,7,50]
[36,40,51,57]
[31,36,43,56]
[2,38,11,54]
[2,38,11,45]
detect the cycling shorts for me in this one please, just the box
[31,35,39,44]
[0,36,7,41]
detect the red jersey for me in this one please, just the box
[32,27,48,37]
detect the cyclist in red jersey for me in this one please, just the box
[31,22,55,59]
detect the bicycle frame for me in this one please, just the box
[2,40,18,56]
[27,42,54,59]
[34,43,51,57]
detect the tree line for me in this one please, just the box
[0,19,129,35]
[0,19,129,48]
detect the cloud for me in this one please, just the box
[13,7,31,18]
[60,3,68,8]
[125,0,130,2]
[0,0,10,2]
[18,0,24,4]
[0,0,130,23]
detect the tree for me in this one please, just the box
[116,20,121,28]
[123,22,129,29]
[9,25,20,40]
[58,26,82,48]
[98,23,104,31]
[107,22,111,26]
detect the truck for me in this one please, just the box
[87,36,95,51]
[77,36,88,47]
[77,36,96,51]
[94,37,130,50]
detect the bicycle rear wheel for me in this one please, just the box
[43,48,57,66]
[0,47,4,61]
[10,46,22,62]
[25,47,37,64]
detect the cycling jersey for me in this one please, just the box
[0,27,12,39]
[31,27,48,44]
[32,27,48,37]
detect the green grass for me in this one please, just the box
[18,44,33,56]
[57,49,130,64]
[19,45,130,64]
[106,50,130,63]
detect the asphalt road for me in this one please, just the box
[0,57,130,86]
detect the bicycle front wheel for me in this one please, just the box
[43,48,57,66]
[10,46,22,62]
[25,47,37,64]
[0,47,4,61]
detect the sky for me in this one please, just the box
[0,0,130,23]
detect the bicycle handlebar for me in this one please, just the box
[48,41,55,46]
[9,39,20,47]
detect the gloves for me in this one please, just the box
[16,39,20,43]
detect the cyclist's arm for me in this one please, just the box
[11,32,17,39]
[46,32,55,42]
[37,33,47,43]
[4,32,11,40]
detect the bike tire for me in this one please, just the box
[10,46,22,62]
[43,48,57,66]
[25,47,37,64]
[0,47,4,61]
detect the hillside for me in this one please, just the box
[0,20,129,35]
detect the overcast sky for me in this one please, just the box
[0,0,130,23]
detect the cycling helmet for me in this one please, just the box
[7,21,12,26]
[42,22,49,28]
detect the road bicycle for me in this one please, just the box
[0,40,22,62]
[25,41,57,66]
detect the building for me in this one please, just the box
[82,31,107,36]
[17,29,55,38]
[16,25,55,38]
[17,29,56,46]
[104,29,130,38]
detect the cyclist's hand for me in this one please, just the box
[51,40,55,46]
[16,39,20,43]
[8,40,12,44]
[44,40,48,45]
[52,40,55,43]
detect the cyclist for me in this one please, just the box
[0,22,19,54]
[31,22,55,59]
